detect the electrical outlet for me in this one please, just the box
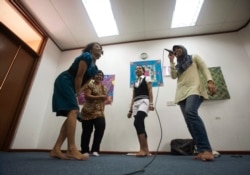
[167,101,176,106]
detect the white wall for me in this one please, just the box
[238,23,250,60]
[12,26,250,152]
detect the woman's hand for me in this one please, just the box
[149,104,154,111]
[99,95,108,101]
[127,111,132,118]
[207,80,216,96]
[168,52,175,63]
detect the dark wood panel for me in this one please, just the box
[0,33,19,88]
[0,22,39,150]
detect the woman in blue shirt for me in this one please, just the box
[50,42,103,160]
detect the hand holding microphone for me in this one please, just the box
[164,48,175,62]
[164,49,173,54]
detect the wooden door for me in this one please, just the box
[0,22,39,150]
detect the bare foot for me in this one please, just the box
[66,149,89,160]
[136,150,147,157]
[194,153,202,159]
[200,151,214,161]
[49,149,69,160]
[194,151,214,161]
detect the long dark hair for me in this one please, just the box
[82,42,103,55]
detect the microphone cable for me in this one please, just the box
[123,50,166,175]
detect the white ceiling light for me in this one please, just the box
[171,0,204,28]
[81,0,119,37]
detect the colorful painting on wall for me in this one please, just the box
[78,74,115,105]
[130,60,163,87]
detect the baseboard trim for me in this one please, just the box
[5,149,250,155]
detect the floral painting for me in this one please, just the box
[78,74,115,105]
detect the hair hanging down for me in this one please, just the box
[82,42,103,55]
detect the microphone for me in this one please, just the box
[164,49,173,53]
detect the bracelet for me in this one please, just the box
[149,103,153,106]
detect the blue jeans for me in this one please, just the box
[179,95,212,153]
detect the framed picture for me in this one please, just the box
[130,60,163,87]
[78,74,115,105]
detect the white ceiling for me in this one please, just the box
[19,0,250,51]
